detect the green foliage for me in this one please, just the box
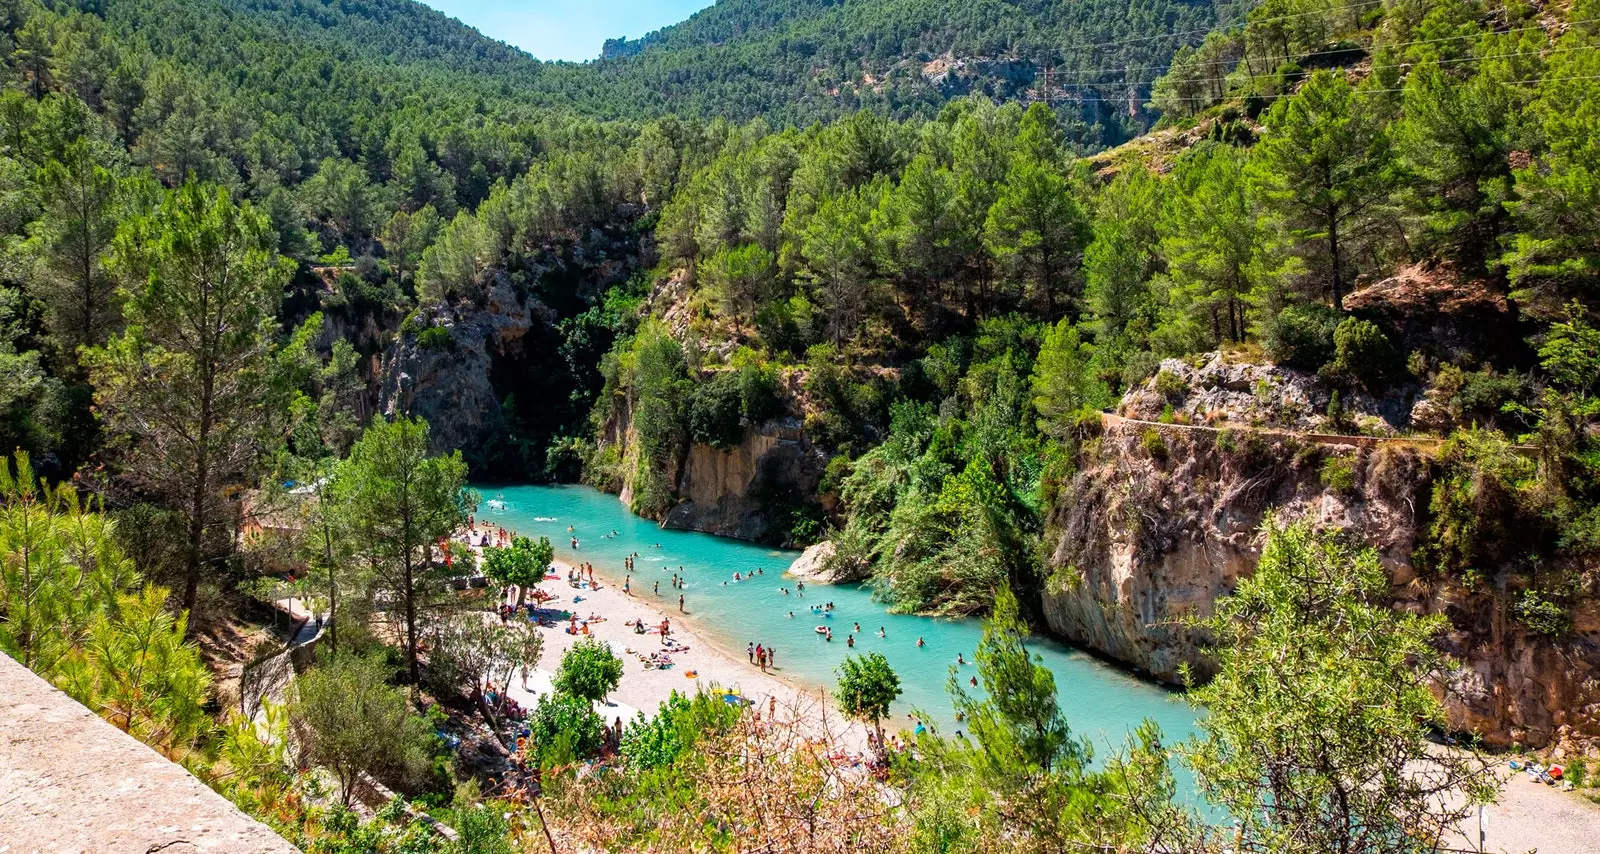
[1253,71,1395,309]
[528,693,605,766]
[1141,428,1169,461]
[1418,429,1536,581]
[1512,588,1572,637]
[415,326,454,351]
[552,636,624,702]
[1152,369,1188,400]
[1318,453,1357,495]
[84,180,293,617]
[620,689,741,771]
[1320,316,1401,390]
[951,586,1083,774]
[687,370,745,449]
[1262,302,1343,370]
[619,322,691,517]
[289,653,437,805]
[481,535,553,591]
[338,416,472,687]
[1031,319,1111,438]
[1161,143,1285,346]
[834,652,901,737]
[1503,13,1600,319]
[1183,518,1497,853]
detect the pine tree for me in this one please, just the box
[85,182,292,621]
[1163,144,1284,345]
[1253,71,1393,310]
[984,105,1088,318]
[337,416,471,689]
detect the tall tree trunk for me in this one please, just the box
[184,399,212,629]
[325,536,338,657]
[1327,208,1344,311]
[404,554,419,689]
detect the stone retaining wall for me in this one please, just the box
[0,652,301,854]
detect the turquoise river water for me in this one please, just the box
[476,483,1202,792]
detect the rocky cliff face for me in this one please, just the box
[606,409,828,543]
[661,419,826,541]
[1043,408,1600,751]
[377,273,547,457]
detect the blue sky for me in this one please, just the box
[420,0,715,62]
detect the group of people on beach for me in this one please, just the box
[746,641,777,671]
[465,518,512,549]
[567,564,597,587]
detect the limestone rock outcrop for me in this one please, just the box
[1042,415,1600,750]
[377,274,545,457]
[657,418,828,543]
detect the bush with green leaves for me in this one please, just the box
[416,325,454,351]
[288,653,438,805]
[620,689,741,771]
[1152,369,1188,401]
[1513,589,1572,637]
[1320,317,1400,391]
[835,652,901,745]
[527,693,605,765]
[688,370,744,449]
[1263,303,1343,371]
[553,636,624,702]
[1184,518,1497,852]
[482,535,554,600]
[1319,454,1357,495]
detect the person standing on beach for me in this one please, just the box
[679,594,685,612]
[653,580,659,595]
[748,643,754,663]
[768,646,775,668]
[624,575,631,595]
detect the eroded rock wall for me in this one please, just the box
[378,274,545,457]
[1044,421,1600,749]
[647,417,826,543]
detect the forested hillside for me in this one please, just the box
[4,0,1600,849]
[589,0,1248,141]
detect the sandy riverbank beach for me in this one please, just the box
[462,523,870,749]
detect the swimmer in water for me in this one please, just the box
[917,637,925,648]
[853,622,861,633]
[877,627,885,638]
[957,653,965,666]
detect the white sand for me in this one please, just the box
[1444,763,1600,854]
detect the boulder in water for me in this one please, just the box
[787,540,842,584]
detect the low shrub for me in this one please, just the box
[528,694,605,766]
[1262,303,1342,370]
[1319,454,1357,495]
[1153,369,1189,401]
[416,326,454,351]
[1512,589,1572,637]
[1141,428,1168,461]
[1320,317,1400,391]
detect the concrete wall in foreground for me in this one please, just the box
[0,652,301,854]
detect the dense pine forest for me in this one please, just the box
[4,0,1600,850]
